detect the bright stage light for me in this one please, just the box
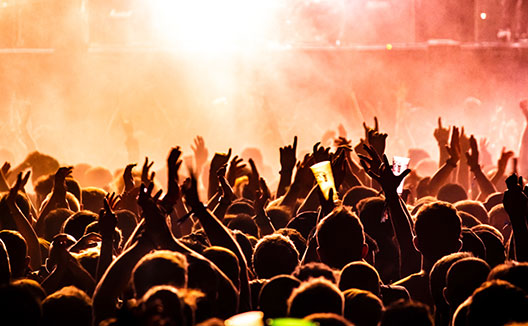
[149,0,279,51]
[480,12,487,20]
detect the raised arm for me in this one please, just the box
[491,147,514,187]
[428,126,460,196]
[465,135,497,201]
[359,145,421,278]
[5,172,41,270]
[277,136,297,198]
[503,174,528,262]
[36,167,73,235]
[182,175,251,311]
[434,117,451,167]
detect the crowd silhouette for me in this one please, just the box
[1,99,528,326]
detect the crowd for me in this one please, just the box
[1,99,528,326]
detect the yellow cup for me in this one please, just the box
[310,160,338,201]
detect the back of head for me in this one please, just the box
[339,261,381,296]
[226,213,259,238]
[467,280,528,326]
[0,230,28,278]
[316,207,366,269]
[286,212,318,240]
[339,261,381,297]
[488,204,511,240]
[455,200,489,224]
[115,209,138,242]
[429,252,473,316]
[457,211,481,228]
[293,262,337,284]
[61,210,98,240]
[266,206,292,229]
[226,200,255,216]
[258,274,301,319]
[0,283,41,326]
[357,197,393,242]
[343,288,383,326]
[203,246,240,289]
[42,286,92,326]
[43,208,74,242]
[488,262,528,293]
[445,257,490,309]
[305,313,353,326]
[133,250,188,297]
[342,186,379,211]
[380,300,433,326]
[414,202,462,261]
[483,192,503,212]
[460,228,486,259]
[275,228,307,257]
[139,285,187,326]
[437,183,468,203]
[12,278,47,303]
[253,234,299,279]
[288,278,344,318]
[471,226,505,268]
[81,187,107,213]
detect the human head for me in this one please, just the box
[203,246,240,290]
[466,280,528,326]
[413,202,462,262]
[132,250,188,297]
[258,274,301,319]
[316,207,367,269]
[380,300,433,326]
[444,257,490,309]
[293,262,337,283]
[342,186,379,211]
[343,288,383,326]
[437,183,468,203]
[454,200,489,224]
[0,230,29,278]
[61,210,98,240]
[81,187,107,213]
[252,234,299,279]
[339,261,381,297]
[288,278,344,318]
[42,286,92,326]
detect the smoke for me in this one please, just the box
[1,1,527,185]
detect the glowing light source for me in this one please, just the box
[386,43,392,50]
[149,0,279,51]
[480,12,487,20]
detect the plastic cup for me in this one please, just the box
[225,311,264,326]
[392,156,410,195]
[310,160,338,201]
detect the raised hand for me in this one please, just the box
[123,163,137,192]
[254,177,271,213]
[99,197,117,239]
[244,159,261,200]
[503,174,527,217]
[331,149,347,189]
[364,152,411,195]
[312,142,331,163]
[7,171,31,204]
[445,126,461,166]
[498,147,515,173]
[217,166,235,202]
[227,155,246,186]
[163,147,183,211]
[334,136,352,151]
[52,166,73,205]
[141,157,155,186]
[211,149,232,172]
[280,136,297,174]
[191,136,209,171]
[357,144,383,178]
[137,183,171,249]
[434,117,450,145]
[182,175,202,211]
[465,135,480,171]
[366,118,388,157]
[459,127,471,155]
[1,162,10,179]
